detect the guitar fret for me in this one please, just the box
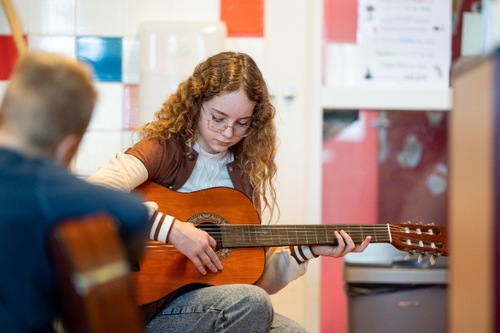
[323,225,330,244]
[246,225,253,246]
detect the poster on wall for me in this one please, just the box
[357,0,451,88]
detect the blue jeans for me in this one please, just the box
[146,284,308,332]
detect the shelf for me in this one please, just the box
[321,86,453,111]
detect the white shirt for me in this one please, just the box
[179,141,234,193]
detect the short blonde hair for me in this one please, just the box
[0,52,97,156]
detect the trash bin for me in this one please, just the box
[344,244,448,333]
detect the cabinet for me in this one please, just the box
[312,1,453,332]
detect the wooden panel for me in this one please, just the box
[495,49,500,332]
[449,56,495,333]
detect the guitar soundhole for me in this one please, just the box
[187,212,232,260]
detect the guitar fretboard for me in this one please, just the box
[198,224,392,248]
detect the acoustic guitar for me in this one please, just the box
[50,214,144,333]
[133,181,449,307]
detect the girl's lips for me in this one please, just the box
[215,139,232,147]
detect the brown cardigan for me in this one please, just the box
[126,136,252,198]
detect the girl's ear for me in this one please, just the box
[54,134,82,168]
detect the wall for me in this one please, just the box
[0,0,269,177]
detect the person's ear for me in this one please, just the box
[54,134,82,168]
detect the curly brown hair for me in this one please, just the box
[136,51,279,223]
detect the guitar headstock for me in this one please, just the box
[390,222,448,265]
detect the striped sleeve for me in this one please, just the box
[149,211,175,243]
[289,245,319,264]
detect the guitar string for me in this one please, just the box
[192,225,443,248]
[195,225,442,238]
[194,224,441,236]
[194,225,439,230]
[194,224,440,230]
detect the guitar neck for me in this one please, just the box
[209,224,391,248]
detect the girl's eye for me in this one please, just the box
[236,121,250,128]
[211,116,225,123]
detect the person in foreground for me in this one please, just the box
[88,51,371,332]
[0,52,150,333]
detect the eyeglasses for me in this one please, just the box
[201,105,253,138]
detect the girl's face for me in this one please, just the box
[197,89,255,154]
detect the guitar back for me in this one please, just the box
[49,214,144,333]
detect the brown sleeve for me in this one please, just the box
[125,138,172,181]
[125,137,196,189]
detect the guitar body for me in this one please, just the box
[134,181,265,306]
[50,214,143,333]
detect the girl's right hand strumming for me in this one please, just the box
[168,221,223,275]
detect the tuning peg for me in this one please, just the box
[404,249,415,261]
[430,253,440,265]
[418,251,428,263]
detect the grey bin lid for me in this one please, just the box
[343,243,448,285]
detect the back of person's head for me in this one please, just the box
[0,52,97,156]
